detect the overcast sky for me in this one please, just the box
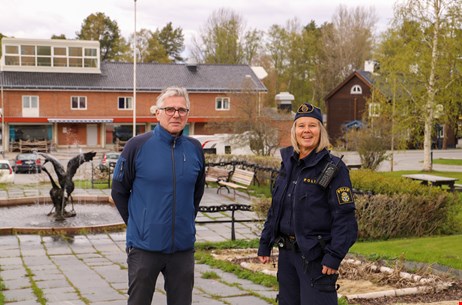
[2,0,396,55]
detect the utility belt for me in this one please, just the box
[276,234,299,252]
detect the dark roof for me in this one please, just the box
[0,62,267,93]
[324,70,373,101]
[357,70,373,84]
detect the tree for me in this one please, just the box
[229,90,282,156]
[51,34,66,39]
[378,0,462,171]
[265,24,289,96]
[317,5,377,98]
[0,33,6,57]
[145,36,170,63]
[76,12,127,61]
[344,117,391,170]
[204,77,285,156]
[263,19,322,108]
[129,28,154,63]
[128,23,185,63]
[191,8,262,64]
[156,22,185,62]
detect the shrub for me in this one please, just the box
[343,118,391,170]
[351,170,460,240]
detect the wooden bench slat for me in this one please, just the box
[218,168,254,198]
[205,167,230,182]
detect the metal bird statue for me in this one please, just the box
[40,151,97,220]
[41,166,68,220]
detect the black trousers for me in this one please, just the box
[277,248,338,305]
[126,247,195,305]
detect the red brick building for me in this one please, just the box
[1,38,283,152]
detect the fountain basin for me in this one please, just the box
[0,195,125,235]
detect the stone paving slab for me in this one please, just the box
[223,295,274,305]
[3,288,37,303]
[0,186,275,304]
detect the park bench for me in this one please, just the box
[454,183,462,192]
[218,168,255,198]
[402,174,457,192]
[18,139,51,153]
[205,166,231,189]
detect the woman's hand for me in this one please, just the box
[258,256,271,264]
[321,265,337,275]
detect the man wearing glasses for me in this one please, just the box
[111,86,206,305]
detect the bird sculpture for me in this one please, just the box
[41,166,67,220]
[40,151,97,220]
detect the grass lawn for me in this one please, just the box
[351,234,462,270]
[433,158,462,166]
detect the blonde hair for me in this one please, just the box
[290,120,331,154]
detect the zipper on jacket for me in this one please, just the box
[170,138,177,252]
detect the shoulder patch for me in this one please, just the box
[336,187,354,204]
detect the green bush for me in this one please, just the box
[350,170,461,240]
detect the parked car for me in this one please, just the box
[99,152,121,170]
[13,153,42,173]
[0,160,15,183]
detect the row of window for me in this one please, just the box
[22,96,232,111]
[3,44,99,68]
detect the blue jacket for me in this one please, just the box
[111,125,205,253]
[258,147,358,270]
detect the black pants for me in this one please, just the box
[277,248,338,305]
[126,247,195,305]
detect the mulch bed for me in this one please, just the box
[215,250,462,305]
[350,281,462,304]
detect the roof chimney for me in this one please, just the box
[364,60,379,73]
[186,63,197,72]
[275,92,294,113]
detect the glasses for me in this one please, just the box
[159,107,190,117]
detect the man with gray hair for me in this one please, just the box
[112,86,206,305]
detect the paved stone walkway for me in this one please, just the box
[0,186,276,305]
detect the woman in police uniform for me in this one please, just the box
[258,103,358,305]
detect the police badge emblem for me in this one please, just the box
[336,187,354,204]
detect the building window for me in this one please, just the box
[369,103,380,117]
[37,45,52,67]
[22,96,39,117]
[22,96,38,109]
[118,97,133,110]
[71,96,87,110]
[351,85,362,95]
[215,97,230,110]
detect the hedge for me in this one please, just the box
[350,170,460,240]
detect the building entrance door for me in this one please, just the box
[87,124,98,146]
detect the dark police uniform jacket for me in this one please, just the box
[258,146,358,270]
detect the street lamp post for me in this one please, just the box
[132,0,137,138]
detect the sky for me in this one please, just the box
[1,0,396,56]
